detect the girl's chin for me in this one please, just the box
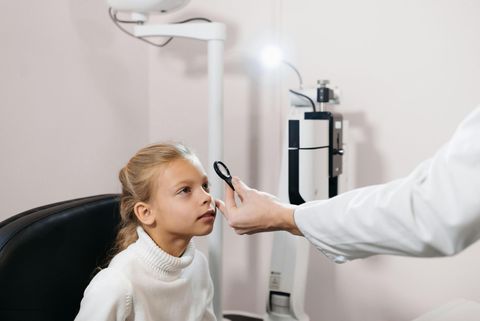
[194,223,215,236]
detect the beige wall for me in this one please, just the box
[0,0,149,218]
[149,0,480,320]
[3,0,480,320]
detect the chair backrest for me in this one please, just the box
[0,194,121,321]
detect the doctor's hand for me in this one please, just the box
[215,177,303,236]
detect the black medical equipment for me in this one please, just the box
[213,161,235,191]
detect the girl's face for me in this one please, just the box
[148,157,216,239]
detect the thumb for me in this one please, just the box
[215,199,226,214]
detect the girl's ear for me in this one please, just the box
[133,202,155,226]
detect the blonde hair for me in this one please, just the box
[113,142,194,254]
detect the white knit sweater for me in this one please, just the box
[75,227,216,321]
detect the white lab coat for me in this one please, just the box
[294,106,480,263]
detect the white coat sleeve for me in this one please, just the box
[74,268,133,321]
[294,106,480,262]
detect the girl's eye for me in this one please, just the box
[202,182,210,192]
[178,186,191,195]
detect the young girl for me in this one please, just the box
[75,143,216,321]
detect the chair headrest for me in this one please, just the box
[0,194,121,321]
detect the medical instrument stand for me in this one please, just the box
[264,80,343,321]
[132,21,226,320]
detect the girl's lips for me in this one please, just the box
[198,208,216,220]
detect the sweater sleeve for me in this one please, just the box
[294,106,480,262]
[74,268,133,321]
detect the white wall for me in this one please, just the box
[0,0,149,218]
[148,0,480,320]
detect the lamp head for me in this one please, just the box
[260,45,303,88]
[107,0,191,14]
[260,45,284,68]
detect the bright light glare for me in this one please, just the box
[260,46,283,68]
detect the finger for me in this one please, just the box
[234,228,247,235]
[224,182,237,211]
[234,228,259,235]
[232,177,249,201]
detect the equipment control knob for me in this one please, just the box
[317,79,330,86]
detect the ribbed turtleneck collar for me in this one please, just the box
[132,226,195,280]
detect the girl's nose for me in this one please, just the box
[201,189,212,205]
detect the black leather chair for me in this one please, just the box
[0,194,121,321]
